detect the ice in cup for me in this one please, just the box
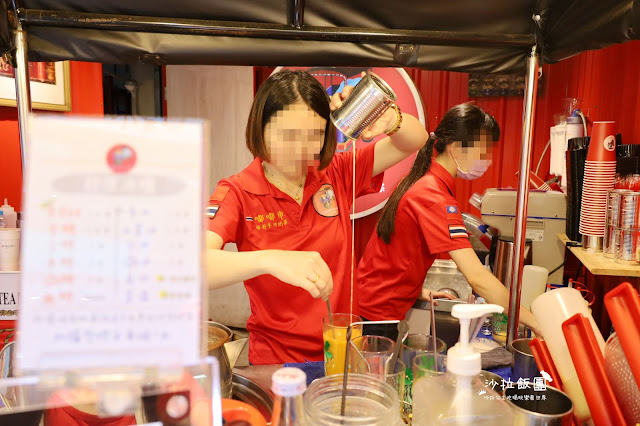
[323,313,362,376]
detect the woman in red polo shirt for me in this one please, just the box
[206,70,428,364]
[357,103,541,338]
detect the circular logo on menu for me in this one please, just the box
[272,66,426,218]
[604,135,616,152]
[107,144,137,173]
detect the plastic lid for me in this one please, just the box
[271,367,307,397]
[447,304,503,376]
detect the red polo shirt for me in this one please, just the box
[357,161,471,321]
[208,144,382,364]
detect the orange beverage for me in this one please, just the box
[323,313,362,376]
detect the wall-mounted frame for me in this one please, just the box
[0,60,71,111]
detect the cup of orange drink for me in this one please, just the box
[323,313,362,376]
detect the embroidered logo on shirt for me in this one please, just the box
[252,210,288,230]
[449,224,468,239]
[206,204,219,219]
[313,184,339,217]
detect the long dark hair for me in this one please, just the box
[376,103,500,244]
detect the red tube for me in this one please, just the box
[604,282,640,386]
[528,338,563,390]
[562,314,625,426]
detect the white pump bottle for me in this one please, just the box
[412,304,514,425]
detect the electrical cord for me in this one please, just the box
[548,259,566,276]
[535,138,552,175]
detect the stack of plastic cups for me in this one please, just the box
[579,121,617,252]
[603,189,628,258]
[616,191,640,263]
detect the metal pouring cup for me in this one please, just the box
[510,338,539,382]
[330,72,397,140]
[505,386,574,425]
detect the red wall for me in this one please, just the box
[254,42,640,261]
[0,61,104,211]
[407,40,640,215]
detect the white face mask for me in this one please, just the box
[454,158,492,180]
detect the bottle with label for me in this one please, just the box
[271,367,307,426]
[0,199,17,228]
[412,304,514,425]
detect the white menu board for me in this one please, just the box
[18,116,206,372]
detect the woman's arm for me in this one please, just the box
[205,231,333,300]
[448,247,542,336]
[371,114,429,177]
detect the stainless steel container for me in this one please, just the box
[492,236,532,290]
[509,338,539,382]
[207,321,247,399]
[582,234,603,252]
[505,386,574,425]
[330,72,397,140]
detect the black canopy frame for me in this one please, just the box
[2,0,638,347]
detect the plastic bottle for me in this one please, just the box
[271,367,307,426]
[0,199,17,228]
[412,304,514,426]
[0,212,5,228]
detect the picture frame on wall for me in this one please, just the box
[0,59,71,111]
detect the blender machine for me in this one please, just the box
[480,189,566,285]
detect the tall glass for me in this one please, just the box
[348,335,395,375]
[401,335,446,419]
[323,314,362,376]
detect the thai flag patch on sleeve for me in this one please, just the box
[448,224,468,239]
[206,204,219,219]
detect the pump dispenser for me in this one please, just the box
[412,304,514,426]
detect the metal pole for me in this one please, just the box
[13,22,32,177]
[292,0,304,29]
[507,46,539,347]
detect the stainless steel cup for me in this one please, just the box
[330,72,397,140]
[505,386,574,425]
[510,338,539,382]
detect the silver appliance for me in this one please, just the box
[480,189,566,285]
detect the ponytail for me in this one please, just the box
[376,134,438,244]
[375,102,500,244]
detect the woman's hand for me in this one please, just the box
[329,72,398,141]
[261,250,334,300]
[419,288,457,306]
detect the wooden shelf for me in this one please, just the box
[559,233,640,277]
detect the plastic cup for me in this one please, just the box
[587,122,617,162]
[412,353,447,383]
[0,229,20,271]
[349,335,395,375]
[323,313,362,376]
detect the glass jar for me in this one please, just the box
[304,374,403,426]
